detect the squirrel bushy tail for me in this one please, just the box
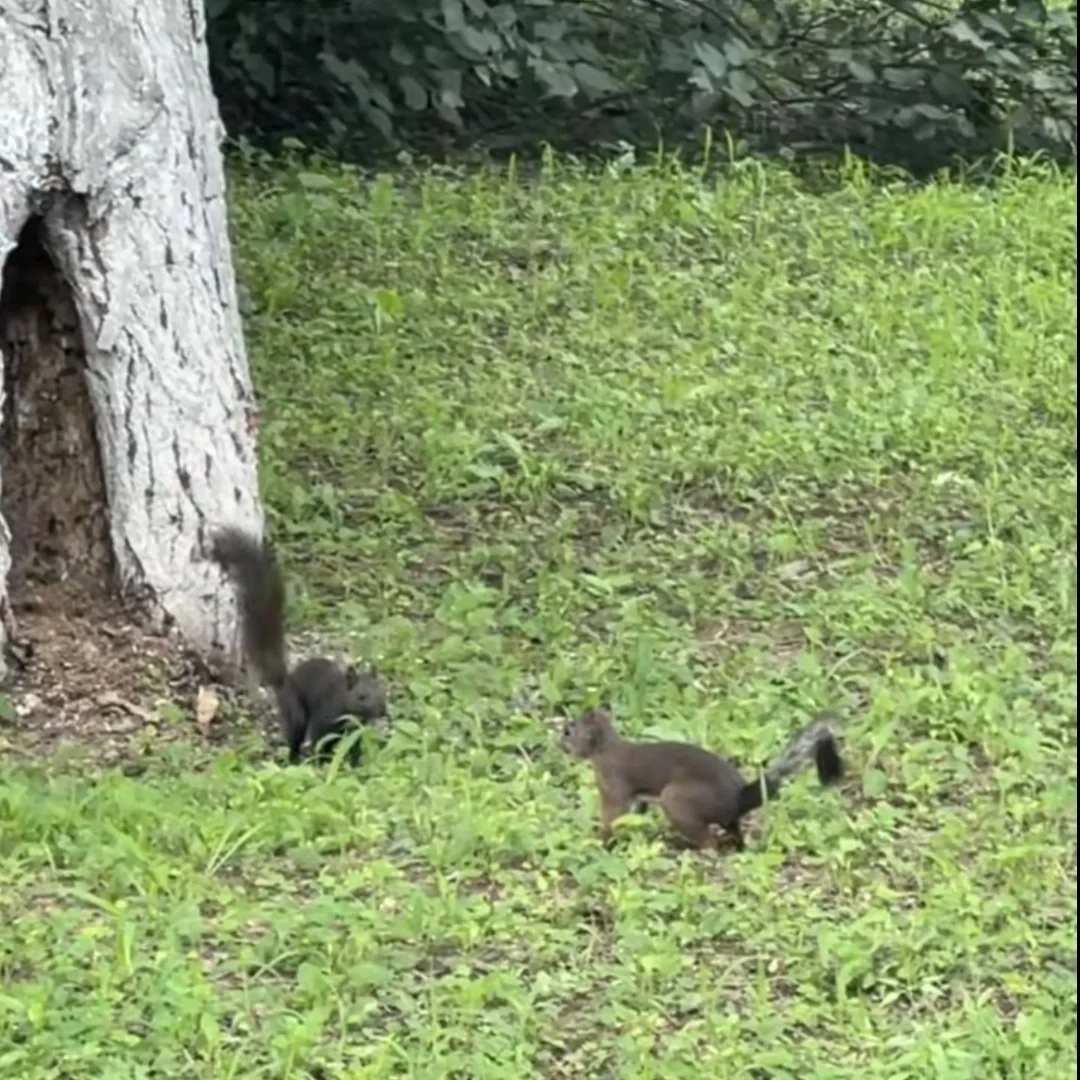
[209,526,389,766]
[737,718,844,819]
[210,527,289,688]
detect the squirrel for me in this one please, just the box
[560,708,844,851]
[209,527,388,765]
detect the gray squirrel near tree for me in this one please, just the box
[209,527,388,765]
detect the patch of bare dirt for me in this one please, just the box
[0,583,261,771]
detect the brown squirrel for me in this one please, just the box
[210,527,388,765]
[561,708,844,851]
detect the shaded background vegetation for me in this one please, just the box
[206,0,1076,172]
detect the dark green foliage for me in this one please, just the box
[205,0,612,149]
[206,0,1077,170]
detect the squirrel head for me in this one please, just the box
[560,708,616,758]
[343,664,389,733]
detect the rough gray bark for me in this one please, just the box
[0,0,263,667]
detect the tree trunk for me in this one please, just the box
[0,0,263,674]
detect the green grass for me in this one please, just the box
[2,150,1077,1077]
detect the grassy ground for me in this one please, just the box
[1,150,1076,1078]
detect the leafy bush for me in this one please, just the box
[634,0,1078,169]
[205,0,614,146]
[206,0,1077,170]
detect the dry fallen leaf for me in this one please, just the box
[195,687,220,734]
[15,691,44,718]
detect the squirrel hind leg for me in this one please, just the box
[720,821,745,852]
[659,784,721,851]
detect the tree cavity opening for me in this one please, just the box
[0,216,115,599]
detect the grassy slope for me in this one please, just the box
[1,153,1076,1078]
